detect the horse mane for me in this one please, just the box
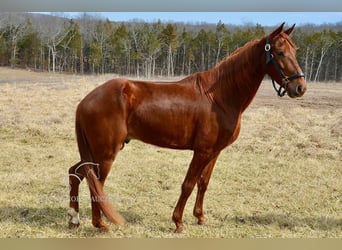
[209,31,296,88]
[213,38,262,80]
[195,36,265,105]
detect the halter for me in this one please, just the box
[265,36,305,97]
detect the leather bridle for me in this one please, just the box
[265,36,305,97]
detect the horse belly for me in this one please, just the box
[127,101,197,149]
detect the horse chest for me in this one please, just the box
[192,111,242,152]
[223,113,242,146]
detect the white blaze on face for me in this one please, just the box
[68,208,80,225]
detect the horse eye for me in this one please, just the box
[277,51,284,57]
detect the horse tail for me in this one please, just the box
[83,166,125,226]
[75,112,125,226]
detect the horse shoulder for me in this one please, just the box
[216,111,242,150]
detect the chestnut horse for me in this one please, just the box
[68,23,306,233]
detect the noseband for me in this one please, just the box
[265,37,305,97]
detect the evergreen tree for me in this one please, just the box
[161,23,178,77]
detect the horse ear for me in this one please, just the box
[269,22,285,39]
[284,24,296,35]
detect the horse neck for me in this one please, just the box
[209,38,267,113]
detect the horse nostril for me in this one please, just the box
[296,85,303,95]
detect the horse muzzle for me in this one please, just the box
[286,77,307,98]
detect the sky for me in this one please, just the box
[60,12,342,26]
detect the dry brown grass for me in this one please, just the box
[0,67,341,238]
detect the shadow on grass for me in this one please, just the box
[0,205,144,231]
[0,206,66,224]
[1,205,340,237]
[120,210,145,224]
[0,206,112,237]
[231,213,342,231]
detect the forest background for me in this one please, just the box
[0,12,341,82]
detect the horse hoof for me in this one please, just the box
[197,217,207,225]
[93,221,110,232]
[68,221,80,229]
[98,225,109,232]
[174,226,184,233]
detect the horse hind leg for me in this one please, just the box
[73,106,127,231]
[68,161,84,229]
[68,158,117,232]
[89,158,114,232]
[67,158,121,231]
[87,140,126,231]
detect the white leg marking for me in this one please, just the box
[68,208,80,225]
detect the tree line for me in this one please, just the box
[0,13,341,82]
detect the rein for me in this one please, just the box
[265,36,305,97]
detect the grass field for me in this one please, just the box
[0,67,341,238]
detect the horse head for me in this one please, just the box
[266,22,307,98]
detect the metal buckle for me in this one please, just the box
[265,43,271,52]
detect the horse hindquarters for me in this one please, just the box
[68,125,125,230]
[68,80,129,230]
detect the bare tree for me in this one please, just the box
[35,14,69,72]
[0,13,28,68]
[76,13,101,74]
[130,24,143,78]
[313,30,334,82]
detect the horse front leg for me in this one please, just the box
[68,162,84,229]
[193,155,219,225]
[172,152,216,233]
